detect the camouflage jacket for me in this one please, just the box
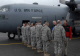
[42,25,51,41]
[53,24,66,42]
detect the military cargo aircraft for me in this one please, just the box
[0,0,79,39]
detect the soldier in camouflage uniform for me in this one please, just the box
[30,23,33,27]
[26,22,31,47]
[21,23,27,45]
[30,23,36,49]
[42,22,51,56]
[17,26,21,40]
[52,20,67,56]
[36,21,43,52]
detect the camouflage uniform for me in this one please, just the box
[30,26,36,47]
[21,26,27,43]
[42,25,51,52]
[52,24,66,56]
[36,24,43,50]
[17,26,21,39]
[26,25,31,45]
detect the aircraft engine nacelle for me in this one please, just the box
[60,0,80,11]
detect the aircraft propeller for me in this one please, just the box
[60,0,80,11]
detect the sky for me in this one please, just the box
[0,0,68,6]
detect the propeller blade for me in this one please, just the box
[75,0,80,4]
[66,12,70,22]
[70,0,74,2]
[77,4,80,8]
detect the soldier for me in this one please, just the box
[21,23,27,45]
[30,23,36,49]
[52,21,57,30]
[42,22,51,56]
[52,20,67,56]
[36,21,43,52]
[43,24,45,27]
[17,26,21,40]
[26,22,31,47]
[30,23,33,27]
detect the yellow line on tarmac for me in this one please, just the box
[0,43,23,45]
[0,44,11,45]
[10,43,23,44]
[72,37,80,39]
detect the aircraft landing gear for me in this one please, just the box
[8,33,15,39]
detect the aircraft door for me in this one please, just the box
[22,20,30,24]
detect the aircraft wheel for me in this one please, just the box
[8,33,15,39]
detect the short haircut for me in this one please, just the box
[44,21,46,23]
[57,20,61,24]
[33,23,35,26]
[45,21,49,25]
[38,20,42,23]
[53,21,56,23]
[27,22,30,24]
[65,20,68,22]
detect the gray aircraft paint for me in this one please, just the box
[0,4,68,33]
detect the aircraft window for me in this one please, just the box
[0,15,5,19]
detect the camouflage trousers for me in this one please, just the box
[17,27,21,39]
[22,35,27,44]
[43,41,50,52]
[64,38,69,55]
[31,36,36,47]
[27,35,31,45]
[17,30,21,39]
[54,41,64,56]
[36,37,42,50]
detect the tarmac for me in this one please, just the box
[0,33,80,56]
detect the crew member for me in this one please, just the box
[26,22,31,47]
[21,23,27,45]
[42,22,51,56]
[52,20,67,56]
[63,20,72,39]
[30,23,36,49]
[63,20,72,56]
[17,26,21,40]
[36,21,43,52]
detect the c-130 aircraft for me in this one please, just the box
[0,0,80,39]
